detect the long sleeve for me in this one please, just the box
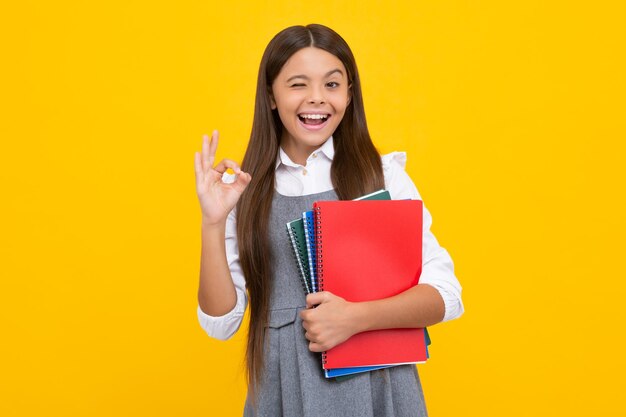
[196,142,463,341]
[382,152,464,322]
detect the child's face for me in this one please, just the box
[271,47,350,163]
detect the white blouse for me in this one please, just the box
[198,137,464,340]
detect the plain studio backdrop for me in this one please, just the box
[1,1,624,416]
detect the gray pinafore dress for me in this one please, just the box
[243,190,428,417]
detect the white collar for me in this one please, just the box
[276,136,335,168]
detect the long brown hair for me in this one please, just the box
[236,24,385,393]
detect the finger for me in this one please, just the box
[214,158,242,174]
[208,130,219,167]
[306,291,327,308]
[308,342,324,353]
[300,307,316,320]
[194,152,203,181]
[232,171,252,193]
[299,309,308,322]
[201,134,210,172]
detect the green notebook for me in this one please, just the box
[286,218,312,294]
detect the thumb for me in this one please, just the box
[306,291,330,309]
[232,171,252,193]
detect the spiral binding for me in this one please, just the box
[314,206,328,366]
[314,206,324,292]
[302,211,317,293]
[286,224,311,294]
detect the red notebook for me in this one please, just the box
[313,200,427,369]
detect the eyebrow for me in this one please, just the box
[286,69,344,82]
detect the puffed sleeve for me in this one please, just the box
[382,152,464,322]
[197,200,248,340]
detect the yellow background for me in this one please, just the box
[1,1,624,415]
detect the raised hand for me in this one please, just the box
[194,130,252,226]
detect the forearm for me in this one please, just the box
[197,220,238,316]
[351,284,445,333]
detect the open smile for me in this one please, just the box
[298,113,331,131]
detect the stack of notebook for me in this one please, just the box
[286,190,431,378]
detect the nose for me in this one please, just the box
[307,86,326,104]
[307,96,325,104]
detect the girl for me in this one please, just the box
[194,24,463,417]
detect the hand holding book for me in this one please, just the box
[300,291,361,353]
[313,199,427,369]
[285,190,431,378]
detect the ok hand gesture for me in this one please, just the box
[194,130,252,226]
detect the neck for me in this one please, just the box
[280,137,322,166]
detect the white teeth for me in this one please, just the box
[299,114,328,120]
